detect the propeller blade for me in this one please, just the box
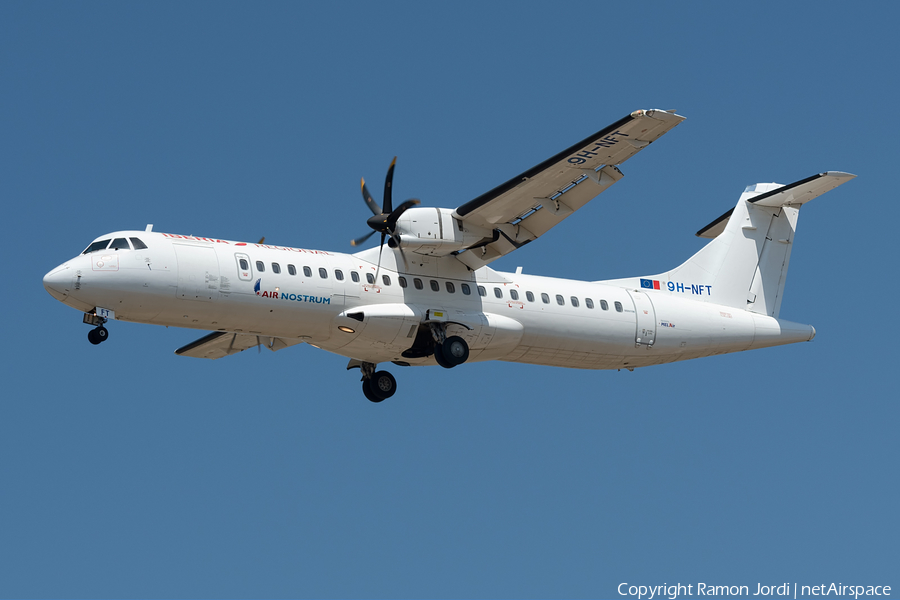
[392,233,410,270]
[351,230,376,247]
[383,157,396,214]
[385,198,420,229]
[361,179,381,216]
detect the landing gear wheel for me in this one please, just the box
[362,380,383,403]
[433,343,454,369]
[87,326,108,345]
[366,371,397,401]
[441,336,469,366]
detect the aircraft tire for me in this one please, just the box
[433,343,454,369]
[88,329,101,345]
[95,326,109,343]
[368,371,396,401]
[441,336,469,366]
[362,380,383,403]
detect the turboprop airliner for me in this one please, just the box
[43,109,854,402]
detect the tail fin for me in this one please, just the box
[616,172,854,318]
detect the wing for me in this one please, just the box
[175,331,304,359]
[452,109,685,269]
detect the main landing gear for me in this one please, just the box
[83,311,110,345]
[351,324,470,403]
[358,362,397,403]
[429,323,469,369]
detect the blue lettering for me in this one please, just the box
[706,285,712,295]
[323,297,330,305]
[676,282,684,293]
[691,284,699,294]
[667,281,675,292]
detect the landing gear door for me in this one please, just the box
[627,289,657,348]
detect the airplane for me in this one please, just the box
[42,109,854,402]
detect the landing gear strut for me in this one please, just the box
[84,311,109,345]
[358,361,397,403]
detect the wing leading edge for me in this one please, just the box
[452,109,685,270]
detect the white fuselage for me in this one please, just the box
[43,230,815,370]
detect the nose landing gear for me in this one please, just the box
[87,326,109,345]
[83,311,110,345]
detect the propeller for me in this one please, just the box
[350,157,419,277]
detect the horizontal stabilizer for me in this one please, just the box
[696,171,855,238]
[175,331,304,359]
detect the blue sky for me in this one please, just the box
[2,2,897,598]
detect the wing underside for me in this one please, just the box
[175,331,304,359]
[452,109,685,269]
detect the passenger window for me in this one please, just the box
[288,264,296,275]
[615,301,623,312]
[414,278,424,290]
[510,289,519,300]
[541,293,550,304]
[335,270,344,281]
[319,268,328,279]
[570,296,579,307]
[556,294,565,306]
[109,238,130,250]
[494,287,503,298]
[272,263,281,274]
[82,239,111,254]
[351,271,360,283]
[398,276,407,288]
[526,291,534,302]
[303,266,312,277]
[600,299,609,310]
[239,258,249,270]
[382,275,391,286]
[129,237,148,250]
[256,261,265,272]
[585,298,594,309]
[461,283,471,295]
[430,280,440,292]
[366,273,375,284]
[446,282,455,293]
[477,286,487,297]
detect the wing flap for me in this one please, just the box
[175,331,304,359]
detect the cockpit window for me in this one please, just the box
[109,238,130,250]
[130,237,148,250]
[82,239,111,254]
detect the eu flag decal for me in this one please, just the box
[640,278,661,290]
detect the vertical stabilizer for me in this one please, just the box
[607,172,854,318]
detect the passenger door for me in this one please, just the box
[626,289,656,347]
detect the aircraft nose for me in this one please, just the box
[43,265,71,301]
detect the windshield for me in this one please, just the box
[82,239,111,254]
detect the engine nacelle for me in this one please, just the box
[393,207,492,256]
